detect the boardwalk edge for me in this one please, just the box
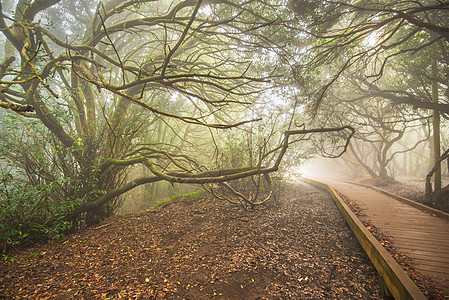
[350,181,449,221]
[303,178,427,300]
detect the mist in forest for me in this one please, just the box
[0,0,448,246]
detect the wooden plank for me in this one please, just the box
[414,263,449,273]
[377,218,447,224]
[399,249,449,259]
[304,178,427,300]
[387,234,449,242]
[389,237,449,246]
[379,227,449,237]
[413,264,449,275]
[389,240,449,251]
[398,236,449,243]
[357,183,449,221]
[376,223,446,231]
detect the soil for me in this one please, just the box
[0,182,381,299]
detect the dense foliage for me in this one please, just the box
[1,0,448,250]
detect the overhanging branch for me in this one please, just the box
[0,102,34,112]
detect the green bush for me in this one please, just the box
[0,113,89,252]
[0,173,74,252]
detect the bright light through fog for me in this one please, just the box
[199,4,213,16]
[364,31,379,47]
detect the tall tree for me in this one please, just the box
[0,0,353,247]
[290,0,449,114]
[290,0,448,189]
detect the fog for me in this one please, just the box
[0,0,448,243]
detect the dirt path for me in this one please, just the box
[0,182,380,299]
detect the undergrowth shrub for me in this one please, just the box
[0,113,94,252]
[0,177,73,253]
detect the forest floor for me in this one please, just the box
[0,182,381,299]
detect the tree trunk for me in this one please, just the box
[403,151,408,176]
[432,45,441,191]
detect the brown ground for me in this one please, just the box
[0,182,381,299]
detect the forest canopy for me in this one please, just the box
[1,0,448,249]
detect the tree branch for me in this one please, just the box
[0,101,34,112]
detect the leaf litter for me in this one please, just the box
[1,182,381,299]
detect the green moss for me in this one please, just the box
[147,189,205,211]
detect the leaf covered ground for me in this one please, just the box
[0,182,381,299]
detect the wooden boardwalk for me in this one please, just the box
[309,177,449,293]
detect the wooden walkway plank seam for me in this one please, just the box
[345,180,449,221]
